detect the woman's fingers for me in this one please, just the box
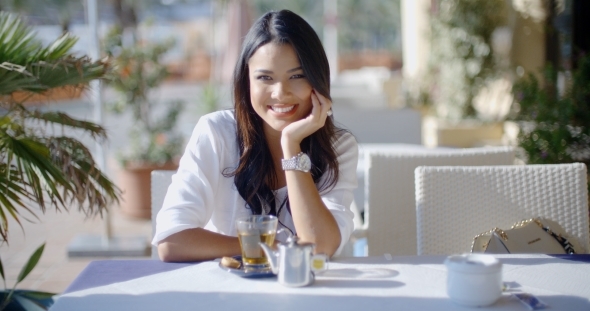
[313,89,332,118]
[281,90,330,144]
[310,90,321,117]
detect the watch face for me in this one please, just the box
[298,153,311,171]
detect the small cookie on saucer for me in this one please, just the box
[221,256,242,269]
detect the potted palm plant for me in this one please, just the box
[105,26,184,219]
[0,12,120,309]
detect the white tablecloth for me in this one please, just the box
[50,254,590,311]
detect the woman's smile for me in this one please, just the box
[269,104,297,115]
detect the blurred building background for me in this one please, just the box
[3,0,585,143]
[1,0,589,294]
[1,0,402,85]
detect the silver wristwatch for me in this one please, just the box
[281,152,311,172]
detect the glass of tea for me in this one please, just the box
[235,215,278,270]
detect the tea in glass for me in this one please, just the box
[235,215,278,269]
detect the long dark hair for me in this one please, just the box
[224,10,342,216]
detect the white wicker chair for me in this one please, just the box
[358,146,515,256]
[151,170,176,259]
[415,163,590,255]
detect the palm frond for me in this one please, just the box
[35,33,78,61]
[0,11,78,65]
[30,56,108,91]
[0,163,38,241]
[0,12,121,244]
[0,131,69,239]
[10,136,72,206]
[0,57,108,97]
[0,62,40,97]
[0,12,109,97]
[47,136,121,211]
[26,110,108,141]
[0,129,122,240]
[0,12,41,65]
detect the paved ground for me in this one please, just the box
[1,206,152,293]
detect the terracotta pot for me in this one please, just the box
[118,161,178,220]
[10,86,83,106]
[423,117,505,148]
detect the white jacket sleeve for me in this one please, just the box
[152,116,223,245]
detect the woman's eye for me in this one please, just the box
[256,75,272,81]
[291,74,305,79]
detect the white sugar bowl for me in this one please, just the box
[445,253,503,307]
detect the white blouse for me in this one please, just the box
[152,110,358,255]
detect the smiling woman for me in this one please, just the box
[152,10,358,263]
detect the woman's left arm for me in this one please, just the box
[281,91,357,257]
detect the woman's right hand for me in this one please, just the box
[280,89,331,154]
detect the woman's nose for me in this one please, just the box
[271,82,291,100]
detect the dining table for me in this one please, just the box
[49,254,590,311]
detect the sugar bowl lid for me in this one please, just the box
[445,253,502,274]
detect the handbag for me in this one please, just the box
[471,218,576,254]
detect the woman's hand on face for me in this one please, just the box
[281,90,332,148]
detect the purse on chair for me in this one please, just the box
[471,218,577,254]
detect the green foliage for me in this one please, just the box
[200,83,219,115]
[0,255,4,288]
[337,0,401,53]
[0,243,56,310]
[0,12,121,242]
[428,0,507,120]
[510,55,590,189]
[105,26,184,166]
[16,244,43,284]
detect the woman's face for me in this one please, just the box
[248,42,313,136]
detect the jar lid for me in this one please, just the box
[445,253,502,274]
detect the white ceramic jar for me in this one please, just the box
[445,253,503,307]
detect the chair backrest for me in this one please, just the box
[415,163,589,255]
[364,146,515,256]
[151,170,176,259]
